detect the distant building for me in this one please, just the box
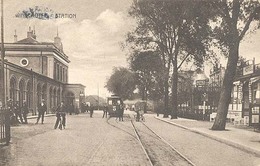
[0,27,85,114]
[209,64,225,87]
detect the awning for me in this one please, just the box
[250,76,260,84]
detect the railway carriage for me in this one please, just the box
[107,95,123,117]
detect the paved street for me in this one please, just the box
[0,111,260,166]
[145,115,260,166]
[0,112,149,166]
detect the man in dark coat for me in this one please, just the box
[36,99,47,124]
[21,101,29,124]
[54,101,66,129]
[14,101,23,124]
[7,99,16,126]
[102,106,108,118]
[119,105,124,121]
[89,105,94,118]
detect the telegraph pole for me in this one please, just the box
[97,83,99,110]
[0,0,5,108]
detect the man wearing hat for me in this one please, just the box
[36,99,47,124]
[21,100,29,124]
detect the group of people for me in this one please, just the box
[81,104,94,118]
[6,98,66,130]
[35,100,66,130]
[6,99,133,129]
[82,104,124,121]
[7,99,29,125]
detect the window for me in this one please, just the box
[252,82,260,104]
[232,85,238,104]
[20,58,29,67]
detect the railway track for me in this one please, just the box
[131,120,196,166]
[106,115,138,140]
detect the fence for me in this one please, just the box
[0,108,10,145]
[178,84,221,121]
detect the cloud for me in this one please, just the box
[55,9,135,95]
[59,9,134,59]
[240,30,260,64]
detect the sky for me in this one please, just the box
[3,0,260,98]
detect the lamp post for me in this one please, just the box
[97,83,99,110]
[0,0,5,108]
[79,92,84,112]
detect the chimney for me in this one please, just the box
[32,26,37,39]
[27,26,33,38]
[54,28,63,52]
[27,26,36,39]
[14,30,17,42]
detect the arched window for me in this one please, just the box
[62,68,65,82]
[53,88,57,107]
[10,77,17,102]
[57,64,60,81]
[26,81,32,108]
[57,88,61,105]
[42,84,47,101]
[37,83,42,105]
[49,87,53,109]
[54,62,56,80]
[19,79,25,107]
[60,66,63,81]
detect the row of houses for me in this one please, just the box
[177,59,260,127]
[0,27,85,115]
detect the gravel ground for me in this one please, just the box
[144,115,260,166]
[2,112,259,166]
[0,113,150,166]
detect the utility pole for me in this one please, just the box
[97,83,99,110]
[0,0,5,108]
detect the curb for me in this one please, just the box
[155,116,260,157]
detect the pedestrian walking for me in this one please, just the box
[119,105,124,121]
[89,105,94,118]
[75,106,79,115]
[86,104,89,113]
[135,108,140,122]
[7,99,17,125]
[35,99,47,124]
[54,101,66,130]
[69,103,74,115]
[21,101,29,124]
[102,106,108,118]
[14,101,23,124]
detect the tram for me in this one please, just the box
[107,95,123,117]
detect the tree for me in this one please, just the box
[105,67,136,100]
[129,50,163,101]
[127,0,211,118]
[210,0,260,130]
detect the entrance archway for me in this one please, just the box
[65,91,75,114]
[18,79,25,107]
[9,77,17,102]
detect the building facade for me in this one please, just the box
[209,59,260,126]
[0,27,85,114]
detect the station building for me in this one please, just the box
[0,27,85,115]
